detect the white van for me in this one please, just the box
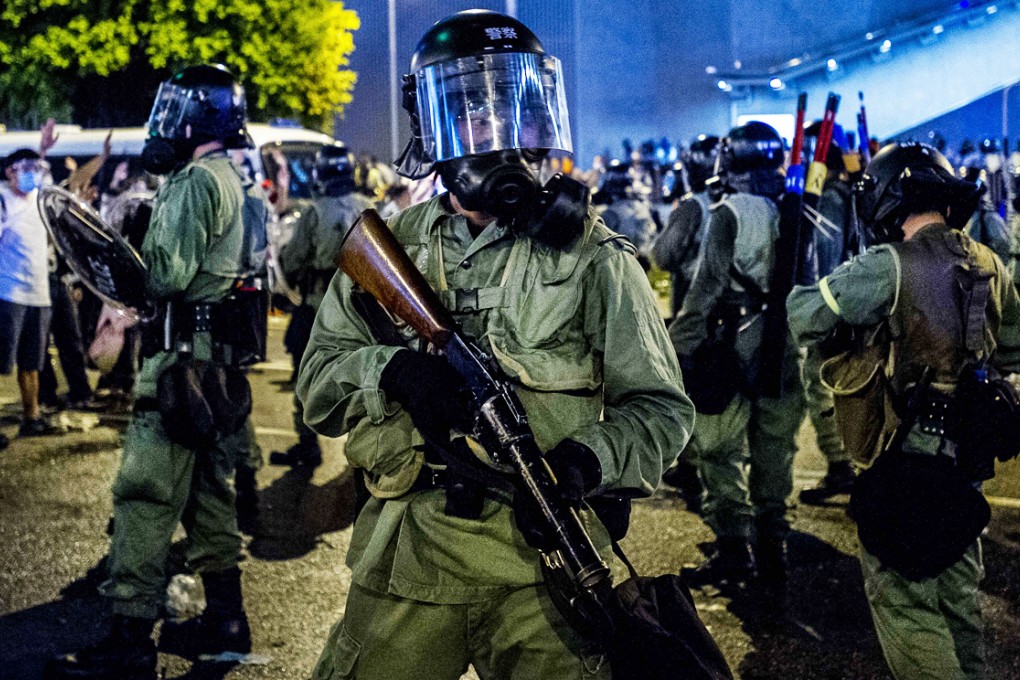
[0,122,335,200]
[0,123,337,305]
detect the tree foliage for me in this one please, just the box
[0,0,360,132]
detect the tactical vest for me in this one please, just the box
[888,225,999,397]
[716,193,778,295]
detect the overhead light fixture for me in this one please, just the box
[706,65,718,74]
[769,77,785,90]
[987,4,998,14]
[933,24,945,34]
[879,39,892,53]
[865,32,875,40]
[717,80,732,92]
[733,60,742,69]
[826,58,839,71]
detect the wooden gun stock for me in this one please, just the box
[337,209,455,347]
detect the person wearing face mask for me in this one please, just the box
[0,149,57,442]
[299,10,693,679]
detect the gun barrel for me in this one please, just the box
[337,209,455,347]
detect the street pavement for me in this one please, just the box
[1,315,1019,679]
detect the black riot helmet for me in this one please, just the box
[710,121,785,200]
[394,10,587,249]
[395,11,571,204]
[593,159,633,205]
[855,142,984,244]
[313,142,356,196]
[978,136,1000,155]
[142,64,250,175]
[682,134,720,193]
[718,121,784,174]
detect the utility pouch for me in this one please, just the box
[213,284,269,367]
[955,363,1020,480]
[821,335,899,468]
[156,357,252,450]
[850,451,989,581]
[682,304,748,415]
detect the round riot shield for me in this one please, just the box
[37,186,155,321]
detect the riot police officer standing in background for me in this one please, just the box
[789,142,1020,680]
[298,10,692,678]
[47,64,267,679]
[671,122,805,594]
[651,134,719,317]
[273,142,375,468]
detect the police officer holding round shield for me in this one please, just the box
[46,64,267,679]
[299,10,692,679]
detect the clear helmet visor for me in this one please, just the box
[416,52,572,162]
[146,81,199,139]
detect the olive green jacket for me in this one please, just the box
[136,151,250,398]
[279,192,376,310]
[297,195,693,603]
[788,223,1020,456]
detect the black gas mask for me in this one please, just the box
[440,151,589,250]
[141,137,195,176]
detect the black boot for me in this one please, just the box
[799,460,855,505]
[661,459,704,514]
[163,567,252,659]
[681,537,756,590]
[43,615,157,679]
[234,465,260,535]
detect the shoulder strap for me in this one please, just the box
[0,192,7,225]
[962,253,993,357]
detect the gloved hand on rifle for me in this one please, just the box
[379,349,474,442]
[514,439,602,550]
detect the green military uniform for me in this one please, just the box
[297,194,693,679]
[100,151,257,619]
[671,193,805,541]
[651,191,711,317]
[279,191,375,450]
[788,223,1020,680]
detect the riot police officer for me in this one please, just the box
[273,142,375,468]
[46,64,267,679]
[651,134,719,316]
[960,153,1011,265]
[593,159,657,266]
[671,121,805,592]
[298,10,692,679]
[789,142,1020,680]
[651,134,718,508]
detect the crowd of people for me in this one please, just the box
[2,7,1019,680]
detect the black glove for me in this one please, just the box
[379,349,473,441]
[544,439,602,504]
[513,439,602,551]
